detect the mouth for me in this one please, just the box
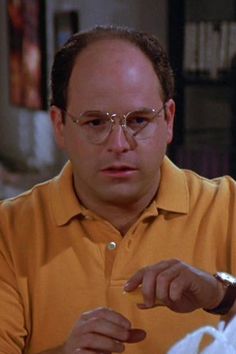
[101,164,137,171]
[101,165,138,177]
[104,166,136,171]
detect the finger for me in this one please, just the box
[125,260,179,307]
[141,269,157,307]
[168,265,209,303]
[124,269,144,291]
[74,348,111,353]
[126,328,146,343]
[140,262,179,305]
[155,262,183,302]
[79,317,130,342]
[124,264,163,292]
[124,259,179,292]
[123,286,165,309]
[73,349,97,353]
[80,307,131,330]
[77,333,125,353]
[169,272,190,302]
[165,272,201,313]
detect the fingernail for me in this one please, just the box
[124,282,130,289]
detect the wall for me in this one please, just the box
[0,0,168,173]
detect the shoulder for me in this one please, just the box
[183,167,236,196]
[0,162,72,219]
[156,157,236,214]
[162,156,236,201]
[0,178,55,231]
[181,168,236,218]
[160,157,236,214]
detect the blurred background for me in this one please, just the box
[0,0,236,199]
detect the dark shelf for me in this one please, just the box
[168,0,236,178]
[183,75,232,86]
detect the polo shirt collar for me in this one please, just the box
[51,157,189,226]
[50,162,83,226]
[154,156,189,214]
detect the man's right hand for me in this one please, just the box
[53,307,146,354]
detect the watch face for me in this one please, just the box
[216,272,236,285]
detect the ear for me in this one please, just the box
[165,98,175,144]
[50,105,66,150]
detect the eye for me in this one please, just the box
[133,116,149,124]
[127,114,152,128]
[80,112,109,128]
[87,118,106,127]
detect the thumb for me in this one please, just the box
[126,328,147,343]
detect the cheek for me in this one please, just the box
[144,128,167,153]
[138,131,167,168]
[64,134,99,171]
[63,127,84,154]
[64,134,79,158]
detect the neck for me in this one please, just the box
[88,201,151,236]
[74,175,160,236]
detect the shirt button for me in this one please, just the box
[107,241,117,250]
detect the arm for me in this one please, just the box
[0,245,26,354]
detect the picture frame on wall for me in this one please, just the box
[46,1,80,94]
[7,0,47,110]
[54,10,79,52]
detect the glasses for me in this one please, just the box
[61,103,166,145]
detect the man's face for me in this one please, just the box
[51,39,175,207]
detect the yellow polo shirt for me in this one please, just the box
[0,157,236,354]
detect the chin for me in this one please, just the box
[100,190,141,206]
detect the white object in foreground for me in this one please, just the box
[167,316,236,354]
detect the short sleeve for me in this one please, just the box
[0,234,27,354]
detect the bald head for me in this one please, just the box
[50,25,174,116]
[67,39,163,113]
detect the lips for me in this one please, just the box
[101,164,137,172]
[100,164,138,177]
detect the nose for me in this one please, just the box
[106,124,136,152]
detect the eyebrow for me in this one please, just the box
[94,107,157,113]
[130,107,156,112]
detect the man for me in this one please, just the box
[0,26,236,354]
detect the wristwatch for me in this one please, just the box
[204,272,236,315]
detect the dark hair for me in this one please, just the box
[50,25,175,118]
